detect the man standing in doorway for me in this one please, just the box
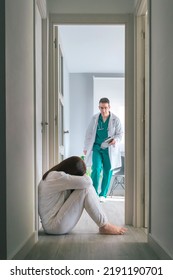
[83,97,123,202]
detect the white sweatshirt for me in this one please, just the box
[38,171,92,230]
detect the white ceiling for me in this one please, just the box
[58,25,125,73]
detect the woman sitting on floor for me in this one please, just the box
[38,156,127,235]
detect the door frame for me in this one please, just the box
[134,0,149,228]
[34,0,49,233]
[48,13,134,225]
[35,0,49,175]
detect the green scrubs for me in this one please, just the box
[91,114,113,197]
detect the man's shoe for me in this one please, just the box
[99,196,106,202]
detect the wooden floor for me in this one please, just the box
[25,198,159,260]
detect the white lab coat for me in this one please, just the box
[83,112,123,170]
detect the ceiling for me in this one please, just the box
[58,25,125,73]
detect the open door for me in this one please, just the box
[58,46,65,162]
[52,26,65,164]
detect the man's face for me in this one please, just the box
[99,102,110,118]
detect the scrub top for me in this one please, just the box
[94,113,110,146]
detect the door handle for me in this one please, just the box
[64,130,69,134]
[41,122,48,126]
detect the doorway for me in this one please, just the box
[48,14,134,225]
[56,25,125,201]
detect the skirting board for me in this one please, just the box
[12,232,38,260]
[148,234,172,260]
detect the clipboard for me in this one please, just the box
[101,136,114,149]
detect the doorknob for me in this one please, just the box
[41,122,48,133]
[41,122,48,126]
[64,130,69,134]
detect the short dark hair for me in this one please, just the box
[42,156,86,180]
[99,97,110,104]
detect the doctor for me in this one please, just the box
[83,97,123,202]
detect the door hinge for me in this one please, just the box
[55,115,57,125]
[53,38,57,48]
[143,77,145,94]
[141,30,145,39]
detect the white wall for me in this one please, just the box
[69,74,93,157]
[134,0,139,7]
[150,0,173,258]
[6,0,35,259]
[0,0,6,260]
[47,0,135,14]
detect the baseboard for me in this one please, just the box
[148,234,172,260]
[12,231,38,260]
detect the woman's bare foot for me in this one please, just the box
[99,223,128,235]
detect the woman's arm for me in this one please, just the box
[45,171,93,192]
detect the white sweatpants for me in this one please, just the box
[44,185,108,235]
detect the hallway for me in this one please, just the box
[1,0,173,261]
[25,199,159,260]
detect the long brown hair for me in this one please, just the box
[42,156,86,180]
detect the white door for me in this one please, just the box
[57,44,65,162]
[53,26,65,163]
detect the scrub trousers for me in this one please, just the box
[91,145,112,197]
